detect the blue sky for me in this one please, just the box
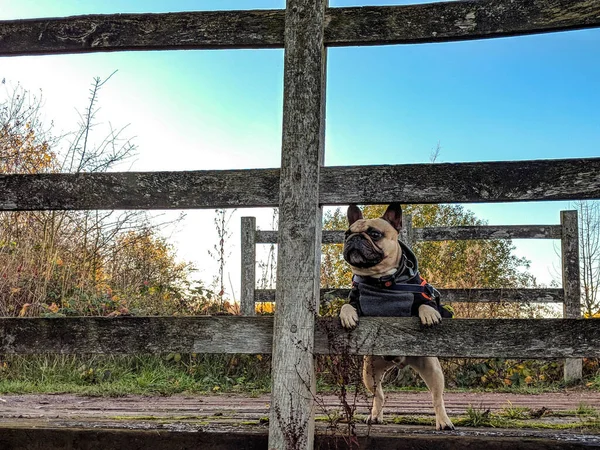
[2,1,600,290]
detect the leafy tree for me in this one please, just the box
[572,200,600,317]
[0,79,190,317]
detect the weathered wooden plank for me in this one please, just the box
[0,10,285,56]
[0,317,275,354]
[256,288,564,304]
[320,158,600,205]
[240,217,256,317]
[317,317,600,358]
[256,225,561,244]
[0,170,280,210]
[1,317,599,358]
[2,158,599,211]
[415,225,562,241]
[561,210,583,382]
[256,230,345,244]
[3,0,600,57]
[269,0,327,447]
[326,0,600,46]
[436,288,564,303]
[400,214,414,247]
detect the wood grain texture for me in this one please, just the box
[256,230,344,244]
[415,225,562,240]
[317,317,600,358]
[268,0,327,448]
[256,225,561,244]
[400,214,414,247]
[326,0,600,46]
[0,10,285,56]
[561,211,582,318]
[1,159,599,211]
[0,317,274,354]
[1,317,599,358]
[257,225,561,244]
[240,217,256,316]
[320,158,600,205]
[255,288,564,304]
[561,210,583,381]
[0,170,280,211]
[3,0,600,57]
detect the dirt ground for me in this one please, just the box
[2,390,600,419]
[1,391,599,447]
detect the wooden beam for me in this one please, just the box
[257,225,561,244]
[415,225,562,241]
[1,317,599,358]
[0,169,280,211]
[256,230,345,244]
[240,217,257,316]
[561,210,583,382]
[320,158,600,205]
[3,1,600,57]
[255,288,564,304]
[400,214,414,247]
[317,317,600,358]
[326,0,600,46]
[0,10,285,56]
[1,158,600,211]
[268,0,327,448]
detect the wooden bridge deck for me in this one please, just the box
[1,391,599,449]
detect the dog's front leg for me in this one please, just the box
[406,356,454,430]
[362,355,395,424]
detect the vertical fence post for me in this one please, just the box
[561,210,583,383]
[241,217,256,316]
[401,214,414,247]
[268,0,327,448]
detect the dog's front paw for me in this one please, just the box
[339,304,359,329]
[418,304,441,327]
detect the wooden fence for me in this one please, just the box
[1,1,600,449]
[240,212,583,382]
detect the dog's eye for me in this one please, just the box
[368,230,382,240]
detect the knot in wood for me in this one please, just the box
[290,324,298,333]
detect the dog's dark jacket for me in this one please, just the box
[347,241,451,319]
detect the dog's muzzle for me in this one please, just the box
[343,235,384,268]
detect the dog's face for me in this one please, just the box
[342,203,403,277]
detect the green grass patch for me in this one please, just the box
[0,354,271,396]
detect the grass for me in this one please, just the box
[575,402,599,417]
[462,405,493,427]
[390,409,600,432]
[1,354,599,397]
[498,401,531,420]
[0,354,271,396]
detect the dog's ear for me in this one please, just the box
[347,204,363,226]
[381,203,403,231]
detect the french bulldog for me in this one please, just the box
[339,203,454,430]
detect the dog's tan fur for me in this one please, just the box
[339,205,454,430]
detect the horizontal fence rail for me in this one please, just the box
[256,225,562,244]
[1,158,600,210]
[2,0,600,56]
[0,317,598,358]
[325,0,600,46]
[255,288,565,304]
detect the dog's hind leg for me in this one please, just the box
[362,355,396,424]
[406,356,455,431]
